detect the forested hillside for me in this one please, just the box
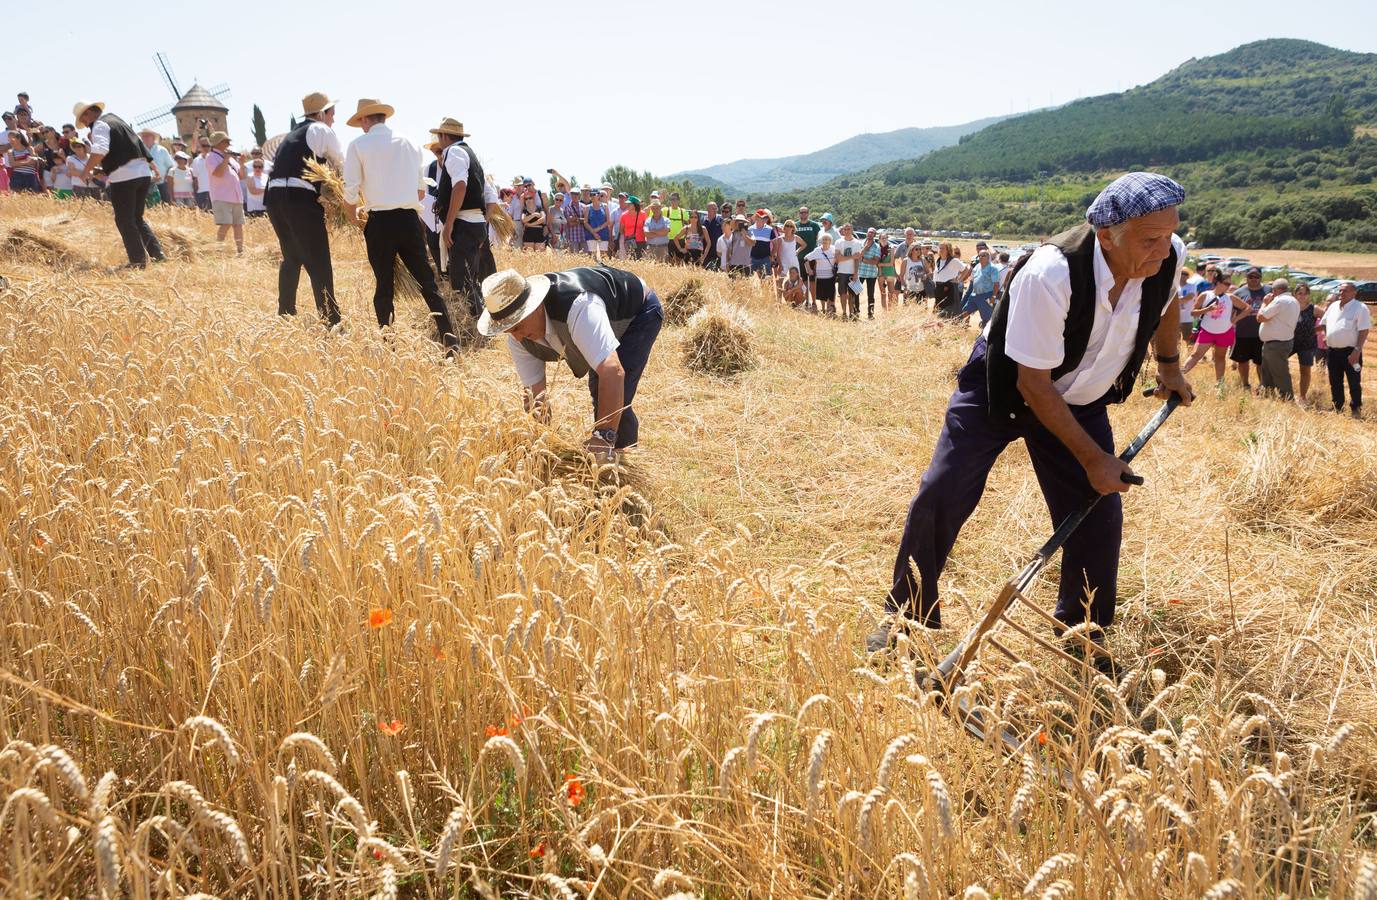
[764,40,1377,251]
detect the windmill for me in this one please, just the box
[134,52,232,143]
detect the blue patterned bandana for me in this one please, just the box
[1086,172,1185,227]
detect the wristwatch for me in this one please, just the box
[592,428,617,446]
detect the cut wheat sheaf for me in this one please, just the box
[1,190,1375,897]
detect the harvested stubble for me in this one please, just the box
[2,192,1376,897]
[682,303,759,376]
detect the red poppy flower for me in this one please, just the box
[1036,729,1049,747]
[484,724,507,738]
[432,645,447,660]
[368,607,393,629]
[1167,598,1182,605]
[378,719,405,736]
[529,841,546,859]
[564,774,585,808]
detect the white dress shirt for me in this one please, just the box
[342,124,424,211]
[1321,298,1372,349]
[989,234,1185,406]
[442,144,486,224]
[1258,293,1300,342]
[506,292,624,388]
[87,119,152,184]
[269,121,344,192]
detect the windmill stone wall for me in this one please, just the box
[171,83,229,145]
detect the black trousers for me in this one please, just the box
[446,220,487,319]
[586,291,664,448]
[108,177,164,266]
[888,337,1121,629]
[265,188,339,326]
[477,231,497,283]
[364,209,458,348]
[1327,346,1363,410]
[425,227,444,278]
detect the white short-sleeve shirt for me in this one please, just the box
[1321,298,1372,349]
[506,292,622,388]
[987,233,1185,406]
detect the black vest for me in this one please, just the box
[269,120,327,186]
[985,223,1178,424]
[434,141,484,223]
[97,113,151,175]
[519,266,647,378]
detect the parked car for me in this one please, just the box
[1355,281,1377,303]
[1197,254,1223,264]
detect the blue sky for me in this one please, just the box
[9,0,1376,189]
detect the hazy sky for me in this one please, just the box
[10,0,1376,188]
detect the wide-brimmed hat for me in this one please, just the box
[347,98,395,129]
[71,100,104,120]
[138,126,160,138]
[173,150,189,160]
[429,117,470,138]
[208,131,230,147]
[301,92,336,116]
[478,269,552,337]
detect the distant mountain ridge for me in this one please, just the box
[672,116,1011,194]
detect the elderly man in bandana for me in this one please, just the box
[868,172,1193,674]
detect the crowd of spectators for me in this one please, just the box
[1179,261,1368,416]
[1,92,269,253]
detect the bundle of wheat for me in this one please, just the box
[488,203,515,243]
[302,158,355,230]
[1,227,94,270]
[662,277,707,326]
[154,226,202,261]
[682,303,759,376]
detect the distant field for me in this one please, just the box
[1194,246,1377,280]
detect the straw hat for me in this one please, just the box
[208,131,230,147]
[301,91,336,117]
[477,269,552,337]
[429,117,470,138]
[71,100,104,120]
[346,98,395,129]
[138,127,160,138]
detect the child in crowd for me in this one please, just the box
[782,266,805,307]
[169,152,197,207]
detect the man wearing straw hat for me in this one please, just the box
[138,127,175,205]
[479,266,664,456]
[868,172,1194,674]
[429,117,487,318]
[342,98,459,353]
[265,91,345,326]
[73,100,166,269]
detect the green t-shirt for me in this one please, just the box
[795,220,822,253]
[665,205,690,240]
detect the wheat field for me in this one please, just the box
[1,193,1375,898]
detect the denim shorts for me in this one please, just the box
[750,256,772,275]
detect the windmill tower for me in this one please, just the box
[134,53,232,144]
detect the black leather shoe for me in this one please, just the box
[1061,628,1119,680]
[865,616,924,656]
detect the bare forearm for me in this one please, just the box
[594,370,624,433]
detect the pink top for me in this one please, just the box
[205,150,243,203]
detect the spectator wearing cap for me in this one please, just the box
[479,265,664,454]
[817,212,839,247]
[1318,281,1370,417]
[65,138,93,199]
[139,128,175,204]
[1230,267,1268,392]
[520,179,549,251]
[205,132,245,253]
[619,196,645,259]
[870,172,1193,672]
[719,215,755,276]
[74,100,167,268]
[343,98,459,352]
[561,188,588,255]
[168,151,196,206]
[265,91,345,325]
[643,200,671,261]
[962,248,1002,326]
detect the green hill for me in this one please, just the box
[766,40,1377,251]
[673,117,1010,194]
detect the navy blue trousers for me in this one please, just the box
[588,291,663,449]
[887,337,1122,629]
